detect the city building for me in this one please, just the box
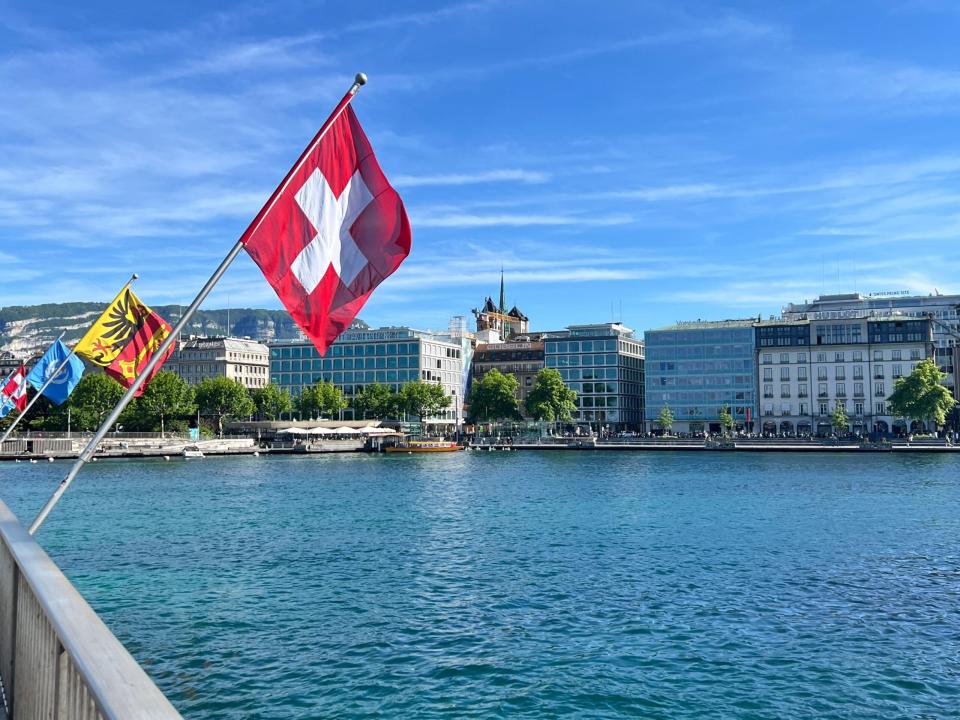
[782,292,960,399]
[755,315,935,436]
[472,272,529,341]
[470,338,545,418]
[543,323,645,430]
[169,336,270,389]
[269,325,467,424]
[0,351,26,378]
[644,320,757,434]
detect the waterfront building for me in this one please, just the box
[782,292,960,399]
[543,323,644,430]
[169,336,270,388]
[644,320,757,434]
[470,338,545,418]
[755,315,935,436]
[0,351,26,378]
[269,325,466,424]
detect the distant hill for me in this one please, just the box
[0,302,306,359]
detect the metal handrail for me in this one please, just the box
[0,501,181,719]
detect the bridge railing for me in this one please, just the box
[0,500,182,719]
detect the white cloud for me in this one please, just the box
[392,169,550,188]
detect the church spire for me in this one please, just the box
[499,268,506,314]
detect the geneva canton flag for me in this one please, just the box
[26,339,85,405]
[241,103,411,354]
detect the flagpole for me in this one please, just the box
[1,274,139,447]
[29,73,368,535]
[0,332,65,446]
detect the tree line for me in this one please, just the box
[2,372,454,436]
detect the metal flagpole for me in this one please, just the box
[1,273,138,446]
[29,73,368,535]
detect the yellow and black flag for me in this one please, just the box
[75,285,175,396]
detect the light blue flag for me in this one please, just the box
[25,339,85,405]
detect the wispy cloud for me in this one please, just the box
[393,168,549,188]
[411,212,634,228]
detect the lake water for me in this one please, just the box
[2,452,959,718]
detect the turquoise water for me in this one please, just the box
[1,452,959,718]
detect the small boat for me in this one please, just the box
[182,445,205,459]
[385,440,463,454]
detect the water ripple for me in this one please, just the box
[1,452,959,718]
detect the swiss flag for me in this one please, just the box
[241,100,411,355]
[2,364,29,413]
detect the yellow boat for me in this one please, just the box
[385,440,464,453]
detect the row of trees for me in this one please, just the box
[467,368,578,423]
[4,372,455,436]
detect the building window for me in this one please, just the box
[763,353,772,364]
[875,402,885,415]
[874,350,883,361]
[779,353,789,364]
[835,367,845,380]
[780,367,790,381]
[798,367,808,381]
[835,352,844,362]
[818,383,828,398]
[763,368,773,381]
[875,382,885,396]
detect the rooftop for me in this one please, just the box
[648,318,759,331]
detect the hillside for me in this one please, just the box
[0,303,305,358]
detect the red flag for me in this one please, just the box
[1,364,29,412]
[104,310,175,397]
[241,101,411,355]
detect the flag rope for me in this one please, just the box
[28,74,368,536]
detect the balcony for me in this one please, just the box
[797,393,809,398]
[873,374,885,380]
[763,393,774,399]
[818,392,829,398]
[780,393,791,398]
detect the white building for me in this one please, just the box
[756,316,935,436]
[169,336,270,389]
[783,292,960,399]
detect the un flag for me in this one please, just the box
[26,339,85,405]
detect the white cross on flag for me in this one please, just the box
[241,100,411,354]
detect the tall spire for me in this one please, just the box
[499,267,506,314]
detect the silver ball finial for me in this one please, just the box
[132,273,139,280]
[355,72,368,86]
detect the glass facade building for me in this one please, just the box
[269,326,466,423]
[543,323,644,430]
[644,320,757,433]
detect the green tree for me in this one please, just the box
[399,381,450,426]
[468,369,520,422]
[298,381,348,419]
[656,404,675,435]
[351,382,395,420]
[888,358,957,432]
[251,384,294,420]
[524,368,577,423]
[831,403,849,437]
[718,405,735,436]
[67,373,128,431]
[131,371,195,436]
[194,377,255,436]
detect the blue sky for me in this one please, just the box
[2,1,959,335]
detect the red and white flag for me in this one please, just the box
[1,364,29,413]
[241,97,411,354]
